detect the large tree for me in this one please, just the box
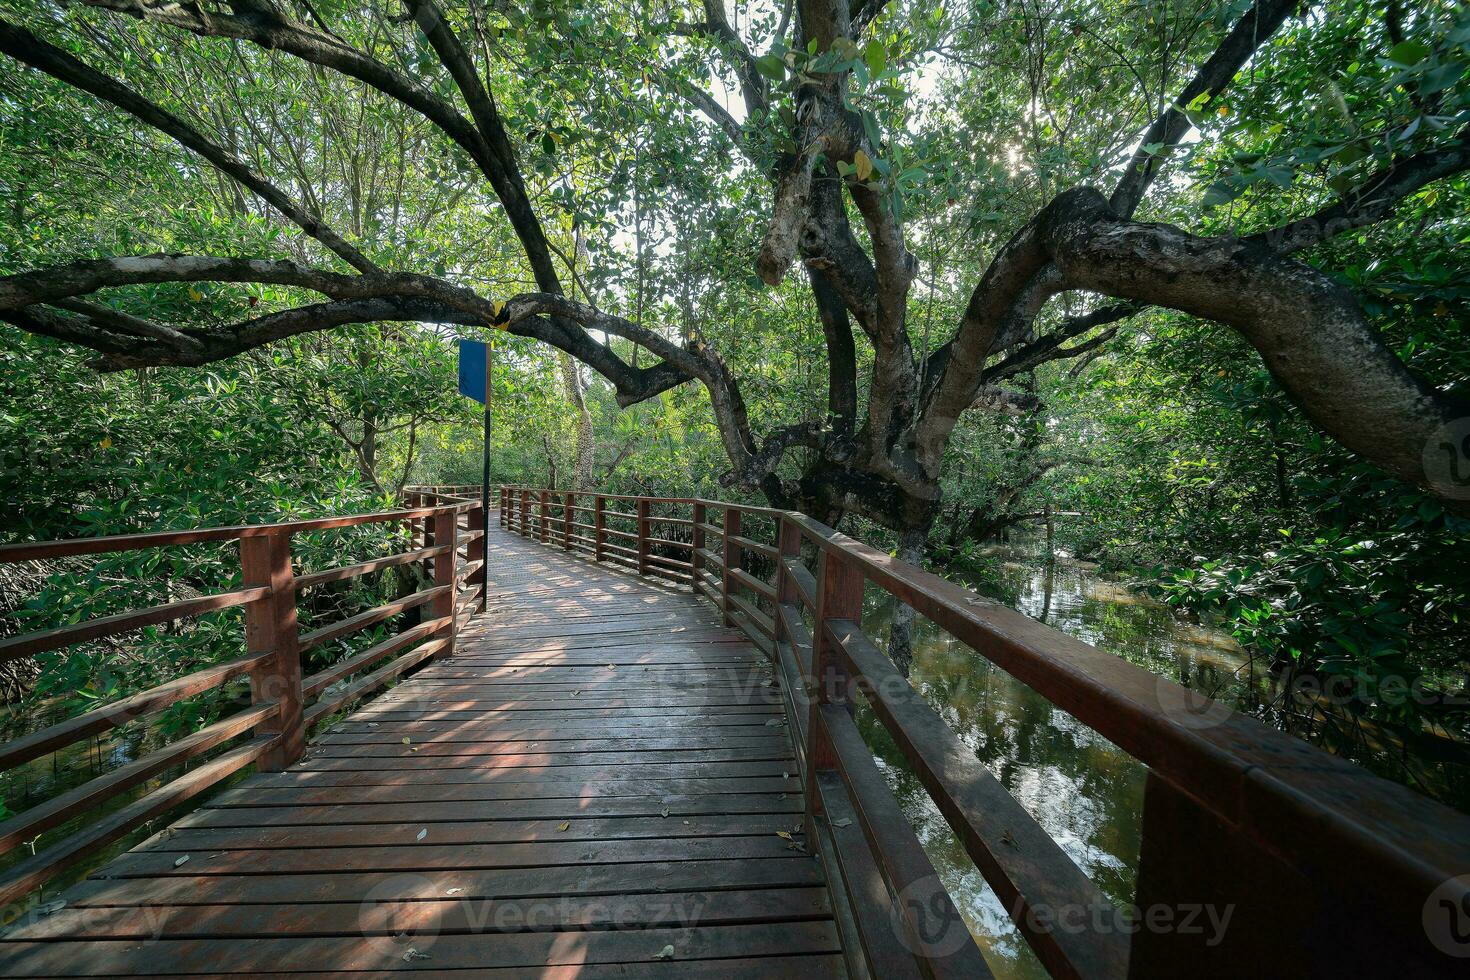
[1,0,1466,554]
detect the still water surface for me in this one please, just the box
[4,541,1463,965]
[853,541,1421,977]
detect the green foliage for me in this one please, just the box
[0,0,1467,798]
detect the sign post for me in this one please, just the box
[457,338,493,596]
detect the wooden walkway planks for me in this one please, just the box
[0,524,845,978]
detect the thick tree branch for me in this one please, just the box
[399,0,561,293]
[680,1,769,116]
[1046,187,1468,500]
[983,303,1142,381]
[740,421,826,483]
[0,18,375,273]
[669,74,762,166]
[806,265,857,429]
[1110,0,1301,218]
[968,386,1043,416]
[1249,128,1470,253]
[925,0,1301,472]
[850,0,890,34]
[0,256,690,403]
[920,208,1053,451]
[82,0,564,293]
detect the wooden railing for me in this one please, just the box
[0,496,486,908]
[499,486,1470,978]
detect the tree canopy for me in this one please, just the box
[2,1,1467,734]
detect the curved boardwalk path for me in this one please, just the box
[0,524,845,977]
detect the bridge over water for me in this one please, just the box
[0,487,1466,977]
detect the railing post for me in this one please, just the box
[594,496,606,561]
[467,501,487,613]
[805,546,864,818]
[539,490,550,543]
[1127,770,1323,974]
[691,501,706,591]
[773,516,802,652]
[240,529,304,772]
[563,492,575,550]
[636,498,651,576]
[499,486,508,527]
[408,490,423,548]
[721,507,742,627]
[430,505,459,656]
[520,489,530,536]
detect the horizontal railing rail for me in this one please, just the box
[0,494,488,908]
[497,485,1470,978]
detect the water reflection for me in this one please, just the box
[854,543,1287,977]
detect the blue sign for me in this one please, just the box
[457,338,488,404]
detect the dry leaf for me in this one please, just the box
[402,947,431,962]
[660,807,670,818]
[558,821,571,832]
[777,831,793,840]
[446,887,463,895]
[402,737,412,745]
[416,828,428,842]
[173,855,189,867]
[652,944,675,961]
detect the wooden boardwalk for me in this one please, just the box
[0,525,846,977]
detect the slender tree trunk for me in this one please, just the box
[564,230,594,488]
[560,351,594,489]
[886,525,929,677]
[361,412,377,482]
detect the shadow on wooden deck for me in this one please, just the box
[0,526,846,977]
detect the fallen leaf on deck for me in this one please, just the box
[446,887,463,895]
[402,947,431,962]
[402,737,412,745]
[173,855,189,867]
[36,899,65,916]
[416,828,428,841]
[833,817,853,828]
[558,821,571,831]
[660,808,670,818]
[777,831,793,840]
[652,944,675,961]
